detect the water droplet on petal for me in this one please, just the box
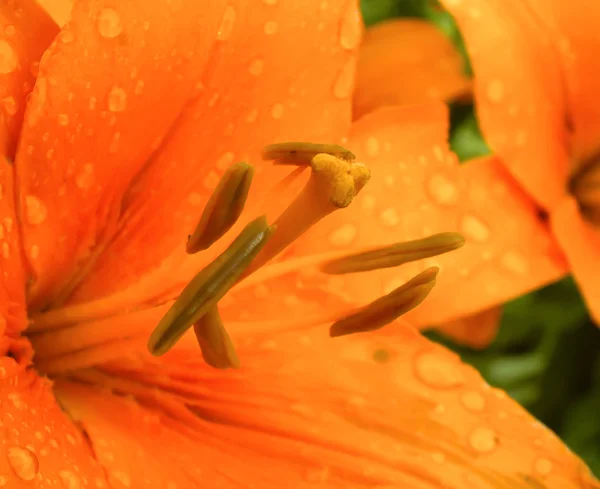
[501,251,529,274]
[25,195,47,225]
[328,223,357,246]
[271,103,284,119]
[365,136,380,157]
[0,475,7,486]
[4,25,15,36]
[333,58,355,99]
[108,86,127,112]
[217,6,236,41]
[414,351,465,389]
[486,79,504,103]
[246,108,259,123]
[0,40,17,74]
[460,391,486,411]
[215,151,234,170]
[57,113,69,126]
[534,458,553,475]
[248,58,264,76]
[263,0,278,4]
[27,78,47,128]
[339,1,362,50]
[59,470,81,489]
[97,8,123,38]
[112,471,131,487]
[264,20,278,35]
[60,30,75,43]
[426,173,459,206]
[6,447,39,481]
[2,96,17,116]
[134,80,145,95]
[379,208,400,227]
[460,214,490,243]
[468,427,498,453]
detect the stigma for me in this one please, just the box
[147,142,465,368]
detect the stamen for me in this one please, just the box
[148,216,275,356]
[193,306,240,369]
[187,162,254,253]
[571,159,600,227]
[322,232,465,274]
[262,142,356,165]
[329,267,439,337]
[243,153,370,276]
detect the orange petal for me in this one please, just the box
[440,0,570,209]
[69,0,360,302]
[551,196,600,324]
[36,0,73,27]
[522,0,600,167]
[16,0,229,308]
[354,19,472,119]
[435,306,503,349]
[0,343,109,487]
[0,0,58,158]
[217,106,567,330]
[52,325,597,488]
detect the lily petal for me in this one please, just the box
[354,19,472,119]
[16,0,229,308]
[217,105,567,331]
[435,306,503,349]
[51,325,598,488]
[0,342,109,488]
[67,0,361,304]
[439,0,570,209]
[551,197,600,323]
[37,0,73,27]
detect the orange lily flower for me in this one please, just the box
[438,0,600,324]
[0,0,597,487]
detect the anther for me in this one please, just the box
[148,216,275,356]
[187,162,254,253]
[193,306,240,369]
[329,267,439,337]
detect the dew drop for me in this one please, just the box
[379,208,400,227]
[486,79,504,103]
[6,447,39,481]
[460,391,486,411]
[328,223,357,246]
[76,164,94,190]
[460,214,490,243]
[0,475,7,486]
[248,58,264,76]
[0,40,17,74]
[533,458,553,476]
[57,113,69,126]
[360,193,376,211]
[4,25,15,36]
[25,195,47,225]
[500,251,529,275]
[215,152,235,170]
[60,30,75,43]
[1,96,17,116]
[134,80,145,95]
[339,1,362,50]
[59,470,81,489]
[107,86,127,112]
[111,471,131,487]
[97,8,123,38]
[468,427,498,453]
[365,136,380,157]
[414,351,465,389]
[246,108,259,123]
[426,173,459,206]
[271,103,284,119]
[333,58,355,99]
[217,6,236,41]
[27,77,47,128]
[264,20,278,35]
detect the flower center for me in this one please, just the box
[26,142,465,375]
[570,156,600,227]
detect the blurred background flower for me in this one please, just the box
[359,0,600,476]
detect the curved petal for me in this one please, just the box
[439,0,570,209]
[435,306,503,349]
[36,0,73,27]
[354,19,472,119]
[0,0,58,158]
[16,0,229,308]
[68,0,361,304]
[0,344,109,487]
[522,0,600,166]
[551,197,600,324]
[52,325,597,488]
[217,106,567,330]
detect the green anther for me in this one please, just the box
[148,216,275,356]
[261,142,356,165]
[329,267,439,337]
[187,162,254,253]
[194,306,240,369]
[322,232,465,275]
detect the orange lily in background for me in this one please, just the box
[439,0,600,324]
[0,0,598,487]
